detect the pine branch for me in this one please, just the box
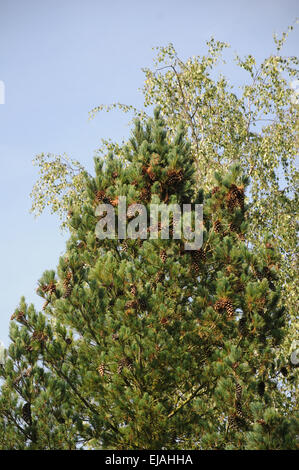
[167,382,207,419]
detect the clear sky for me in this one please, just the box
[0,0,298,345]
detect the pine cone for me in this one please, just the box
[192,248,206,263]
[214,298,226,312]
[226,184,244,211]
[63,284,72,299]
[124,358,133,370]
[95,190,106,203]
[228,414,238,431]
[117,357,132,374]
[47,281,56,295]
[22,402,32,426]
[155,270,164,283]
[214,297,234,317]
[122,240,128,252]
[191,261,200,276]
[253,267,263,281]
[225,299,234,317]
[228,413,244,431]
[166,168,184,185]
[32,331,48,343]
[145,165,156,181]
[235,279,245,291]
[130,284,137,296]
[237,186,245,207]
[98,363,105,377]
[213,219,222,233]
[235,401,244,419]
[228,222,238,233]
[139,298,147,310]
[15,311,27,325]
[235,382,243,402]
[125,300,138,310]
[139,187,151,203]
[238,317,248,337]
[160,250,167,263]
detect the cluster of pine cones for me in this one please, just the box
[226,184,244,211]
[117,357,133,374]
[98,356,134,377]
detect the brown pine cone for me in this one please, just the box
[192,248,206,263]
[166,168,184,185]
[235,382,243,402]
[130,284,137,296]
[98,363,105,377]
[160,250,167,263]
[213,219,222,233]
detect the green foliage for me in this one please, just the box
[88,28,298,395]
[30,153,88,230]
[1,112,297,449]
[30,29,298,368]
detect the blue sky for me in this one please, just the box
[0,0,298,345]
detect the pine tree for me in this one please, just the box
[0,110,297,449]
